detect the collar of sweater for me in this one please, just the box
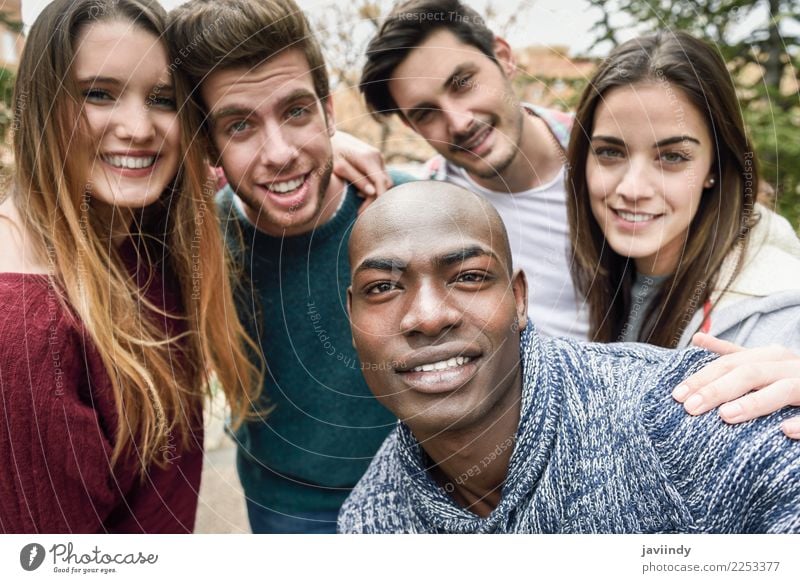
[225,183,358,255]
[394,324,562,533]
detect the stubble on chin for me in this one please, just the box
[234,159,334,233]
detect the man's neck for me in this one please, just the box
[467,109,565,194]
[412,372,523,518]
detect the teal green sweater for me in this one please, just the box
[218,177,409,514]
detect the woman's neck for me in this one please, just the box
[0,197,49,274]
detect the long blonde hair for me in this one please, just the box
[11,0,262,472]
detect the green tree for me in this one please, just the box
[587,0,800,228]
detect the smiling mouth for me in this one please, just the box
[410,356,474,372]
[397,353,482,394]
[265,174,308,195]
[101,154,157,170]
[454,126,493,154]
[613,209,662,223]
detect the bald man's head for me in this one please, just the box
[346,180,528,435]
[349,181,514,276]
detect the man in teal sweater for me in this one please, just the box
[168,0,411,532]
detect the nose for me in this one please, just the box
[400,280,462,338]
[442,101,475,140]
[258,122,299,171]
[615,157,656,203]
[112,99,157,143]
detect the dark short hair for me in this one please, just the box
[360,0,497,118]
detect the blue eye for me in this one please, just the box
[147,95,177,110]
[660,151,690,163]
[594,146,624,159]
[287,105,310,119]
[227,120,250,134]
[83,88,113,102]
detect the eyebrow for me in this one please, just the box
[277,88,317,108]
[77,76,121,87]
[405,64,476,119]
[354,245,498,276]
[210,88,317,123]
[354,257,407,275]
[77,77,173,91]
[436,245,497,268]
[150,82,175,92]
[591,135,701,148]
[210,105,253,124]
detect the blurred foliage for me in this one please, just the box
[0,67,15,151]
[586,0,800,228]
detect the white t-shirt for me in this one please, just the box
[427,106,589,340]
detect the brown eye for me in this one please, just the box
[455,272,490,284]
[366,282,397,294]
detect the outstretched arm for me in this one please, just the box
[671,333,800,439]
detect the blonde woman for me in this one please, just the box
[0,0,260,533]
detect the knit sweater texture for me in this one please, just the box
[218,175,411,515]
[0,252,203,533]
[338,326,800,533]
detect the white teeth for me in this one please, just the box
[411,356,472,373]
[102,155,156,169]
[268,176,305,194]
[616,210,658,223]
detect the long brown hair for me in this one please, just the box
[566,31,759,347]
[11,0,262,472]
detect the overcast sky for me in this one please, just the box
[20,0,604,55]
[20,0,787,57]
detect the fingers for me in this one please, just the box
[676,360,797,416]
[690,332,744,355]
[782,416,800,439]
[330,131,391,199]
[717,378,800,423]
[672,344,796,405]
[334,154,393,200]
[334,156,376,196]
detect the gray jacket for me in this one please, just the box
[678,206,800,350]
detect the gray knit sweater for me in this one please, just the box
[338,327,800,533]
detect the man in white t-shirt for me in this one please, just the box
[360,0,588,339]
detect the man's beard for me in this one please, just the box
[235,157,334,231]
[449,110,524,180]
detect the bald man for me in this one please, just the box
[339,181,800,534]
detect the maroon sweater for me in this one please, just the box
[0,267,203,533]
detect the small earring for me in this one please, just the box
[706,177,716,188]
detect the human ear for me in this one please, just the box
[324,94,336,137]
[346,287,357,349]
[511,269,528,332]
[492,36,516,79]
